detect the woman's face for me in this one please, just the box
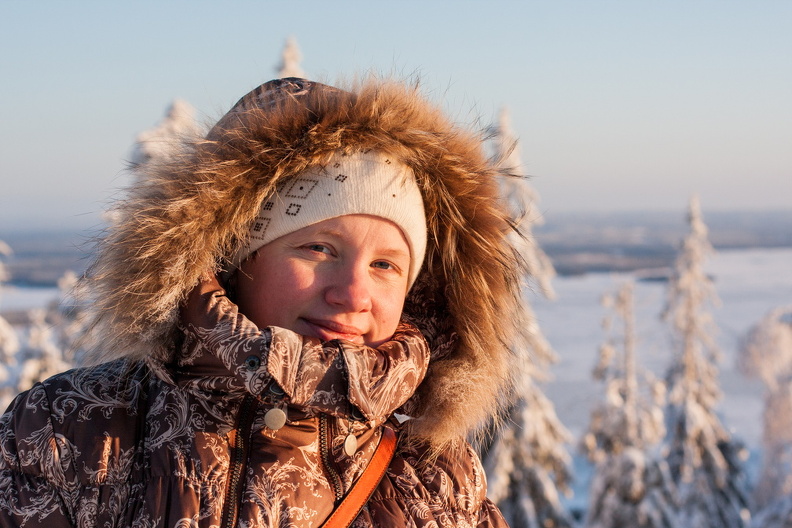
[235,214,411,348]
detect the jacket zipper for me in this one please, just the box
[220,394,258,528]
[319,414,343,504]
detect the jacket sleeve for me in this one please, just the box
[0,387,75,528]
[366,436,511,527]
[478,500,511,528]
[433,440,511,528]
[179,276,430,425]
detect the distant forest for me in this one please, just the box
[2,209,789,286]
[537,209,792,275]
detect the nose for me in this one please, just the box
[324,263,373,312]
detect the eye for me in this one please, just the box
[304,243,333,255]
[371,260,398,272]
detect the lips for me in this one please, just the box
[301,318,365,344]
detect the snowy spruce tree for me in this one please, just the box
[0,311,16,374]
[16,308,69,394]
[582,282,677,528]
[129,98,200,170]
[482,108,574,528]
[102,98,202,228]
[275,36,305,79]
[0,240,20,410]
[662,196,751,528]
[0,240,11,285]
[0,240,18,366]
[0,266,85,405]
[46,270,94,365]
[739,306,792,527]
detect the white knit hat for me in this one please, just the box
[236,150,427,287]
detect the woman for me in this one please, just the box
[0,78,529,527]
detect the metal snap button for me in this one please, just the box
[350,406,365,422]
[244,355,261,370]
[344,433,358,456]
[264,407,287,430]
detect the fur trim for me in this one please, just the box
[84,78,528,446]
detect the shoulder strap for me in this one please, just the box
[320,426,397,528]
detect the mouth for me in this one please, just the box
[300,318,365,344]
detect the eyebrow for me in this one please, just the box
[311,228,411,260]
[375,247,411,260]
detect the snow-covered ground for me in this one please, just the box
[0,285,60,312]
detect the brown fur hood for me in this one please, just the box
[85,78,530,444]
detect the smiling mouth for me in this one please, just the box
[301,318,365,344]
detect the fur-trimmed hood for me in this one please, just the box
[85,77,529,444]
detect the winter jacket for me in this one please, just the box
[0,283,505,526]
[0,78,530,527]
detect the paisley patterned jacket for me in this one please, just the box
[0,281,508,527]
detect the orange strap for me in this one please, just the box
[320,426,397,528]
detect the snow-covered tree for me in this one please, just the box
[662,196,751,528]
[740,306,792,526]
[0,240,20,410]
[490,108,555,298]
[482,108,573,528]
[16,308,69,393]
[584,283,666,458]
[0,315,16,369]
[485,387,575,528]
[0,240,18,367]
[0,310,18,409]
[275,36,305,79]
[0,240,11,285]
[0,269,84,407]
[741,306,792,392]
[46,270,93,364]
[129,98,200,169]
[750,503,792,528]
[586,446,679,528]
[583,282,676,528]
[102,99,202,226]
[486,108,557,382]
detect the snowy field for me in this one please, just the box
[0,285,60,312]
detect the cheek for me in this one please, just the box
[238,262,319,324]
[275,262,320,301]
[373,291,407,339]
[235,262,284,323]
[234,272,271,326]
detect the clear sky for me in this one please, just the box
[1,1,790,230]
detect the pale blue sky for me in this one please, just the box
[1,1,790,230]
